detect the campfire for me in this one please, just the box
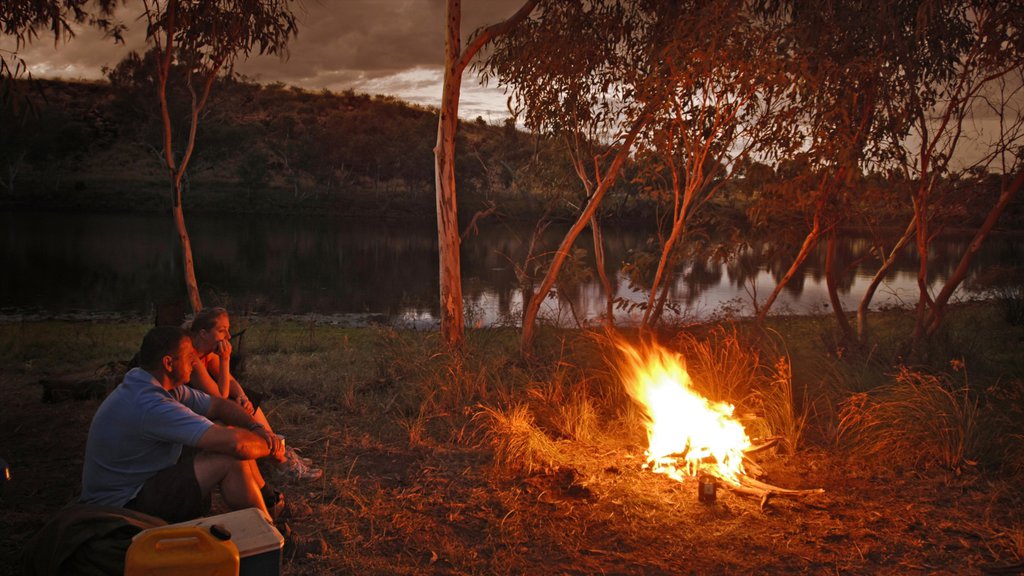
[615,339,822,506]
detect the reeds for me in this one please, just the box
[836,367,987,472]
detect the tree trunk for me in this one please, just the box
[435,0,465,347]
[172,185,202,312]
[856,217,916,346]
[924,170,1023,337]
[824,230,853,343]
[521,118,646,357]
[590,215,615,327]
[755,211,823,327]
[910,187,935,352]
[434,0,540,348]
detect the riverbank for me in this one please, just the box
[1,307,1022,574]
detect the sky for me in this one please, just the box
[1,0,528,122]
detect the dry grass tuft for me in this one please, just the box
[474,403,561,474]
[747,356,807,453]
[836,367,988,472]
[673,325,761,404]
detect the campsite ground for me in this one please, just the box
[1,313,1022,575]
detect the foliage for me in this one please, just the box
[0,0,120,114]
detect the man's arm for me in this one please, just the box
[196,424,274,460]
[202,397,286,461]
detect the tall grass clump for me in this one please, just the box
[474,403,560,474]
[748,357,807,453]
[526,367,602,443]
[673,325,761,404]
[836,367,989,472]
[793,346,893,446]
[673,325,807,450]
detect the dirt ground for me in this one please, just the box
[2,367,1023,576]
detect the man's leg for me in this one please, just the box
[193,451,270,519]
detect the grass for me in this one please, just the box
[2,302,1023,574]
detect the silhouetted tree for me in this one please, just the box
[139,0,298,312]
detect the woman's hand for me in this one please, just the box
[215,339,233,361]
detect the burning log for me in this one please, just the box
[743,436,781,455]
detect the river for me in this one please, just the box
[1,211,1019,327]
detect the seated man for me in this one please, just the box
[80,326,286,524]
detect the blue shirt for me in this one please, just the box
[80,367,214,507]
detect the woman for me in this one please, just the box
[188,307,322,481]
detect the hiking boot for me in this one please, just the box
[276,447,323,481]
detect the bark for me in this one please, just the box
[824,230,853,343]
[755,201,824,327]
[155,0,201,312]
[435,0,540,348]
[590,215,614,327]
[855,216,916,345]
[924,170,1023,337]
[521,118,647,357]
[642,164,689,328]
[172,190,201,313]
[435,0,464,347]
[910,182,936,351]
[152,0,223,313]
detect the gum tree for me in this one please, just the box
[747,0,905,340]
[435,0,540,348]
[882,2,1024,349]
[484,0,653,356]
[631,3,798,329]
[141,0,297,312]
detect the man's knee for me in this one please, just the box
[194,452,252,488]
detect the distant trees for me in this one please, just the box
[1,0,119,111]
[486,0,802,352]
[485,0,1024,357]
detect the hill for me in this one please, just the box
[0,75,575,221]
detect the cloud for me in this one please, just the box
[1,0,531,120]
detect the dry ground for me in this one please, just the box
[2,367,1022,575]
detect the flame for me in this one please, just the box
[616,339,750,483]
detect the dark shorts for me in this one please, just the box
[125,453,211,523]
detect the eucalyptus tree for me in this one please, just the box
[485,0,809,350]
[630,2,799,329]
[434,0,540,348]
[873,0,1024,350]
[747,0,907,340]
[140,0,297,312]
[484,0,653,356]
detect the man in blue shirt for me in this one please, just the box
[81,326,285,523]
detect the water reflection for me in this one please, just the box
[1,211,1019,326]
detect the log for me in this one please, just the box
[735,474,824,497]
